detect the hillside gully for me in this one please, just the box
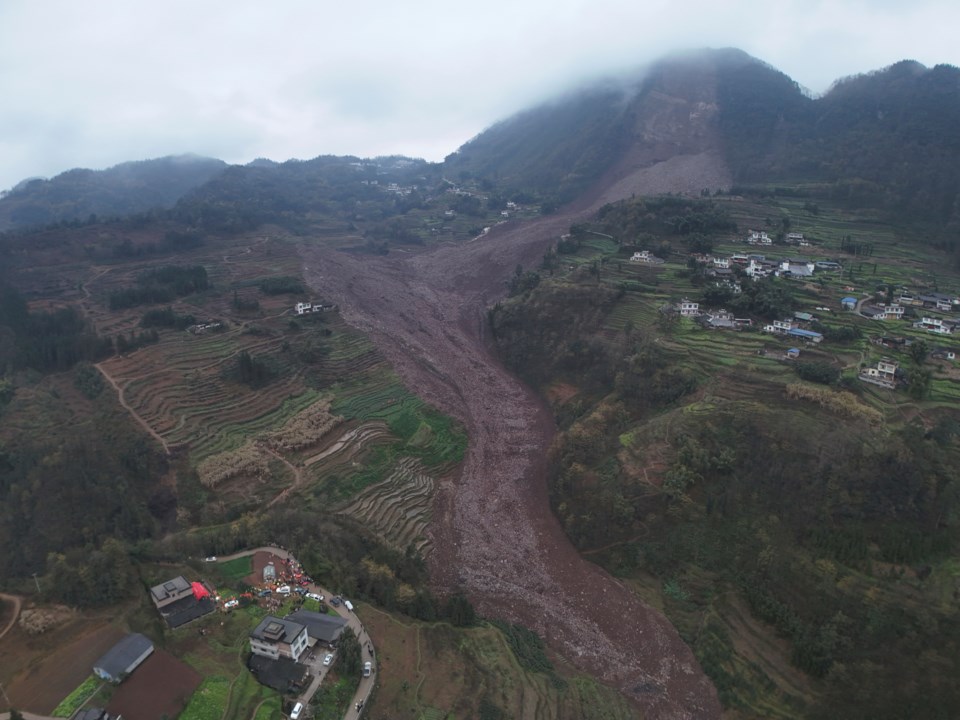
[303,187,723,718]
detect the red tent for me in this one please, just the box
[191,582,210,601]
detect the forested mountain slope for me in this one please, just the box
[0,154,226,230]
[445,48,960,239]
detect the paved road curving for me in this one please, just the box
[214,547,376,718]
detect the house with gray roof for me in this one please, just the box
[93,633,154,683]
[149,576,192,609]
[286,609,349,646]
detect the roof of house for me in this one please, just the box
[93,633,154,680]
[150,576,191,604]
[787,328,823,339]
[286,609,349,644]
[160,594,216,629]
[251,616,307,645]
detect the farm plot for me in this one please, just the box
[100,327,317,460]
[106,650,202,720]
[338,457,436,553]
[1,621,124,714]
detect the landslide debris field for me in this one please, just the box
[303,156,727,719]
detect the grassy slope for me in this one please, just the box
[359,603,636,720]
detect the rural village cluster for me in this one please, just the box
[628,228,960,391]
[74,549,373,720]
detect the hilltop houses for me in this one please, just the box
[859,357,900,389]
[630,250,665,265]
[746,257,778,279]
[861,303,905,321]
[295,301,336,315]
[700,309,736,329]
[779,258,815,278]
[762,318,823,343]
[747,230,772,245]
[914,316,957,335]
[678,299,700,317]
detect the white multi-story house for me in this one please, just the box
[861,303,905,321]
[763,319,795,335]
[914,317,955,335]
[746,258,778,279]
[250,616,309,663]
[630,250,664,264]
[678,299,700,317]
[747,230,772,245]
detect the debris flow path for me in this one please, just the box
[302,202,722,719]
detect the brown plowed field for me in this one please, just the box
[106,650,201,720]
[301,153,727,720]
[2,621,124,714]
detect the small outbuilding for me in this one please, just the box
[93,633,155,683]
[842,297,857,310]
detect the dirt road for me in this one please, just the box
[301,165,724,718]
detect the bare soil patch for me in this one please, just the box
[544,381,580,406]
[302,174,724,718]
[106,649,202,720]
[1,620,124,714]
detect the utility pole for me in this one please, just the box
[32,572,41,594]
[0,680,11,707]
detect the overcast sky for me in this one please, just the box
[2,0,958,192]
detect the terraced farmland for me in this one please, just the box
[99,327,315,460]
[338,457,436,553]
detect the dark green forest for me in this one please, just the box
[0,280,113,373]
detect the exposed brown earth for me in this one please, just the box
[106,649,202,720]
[1,621,124,713]
[301,137,728,717]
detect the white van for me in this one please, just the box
[290,702,303,719]
[344,599,354,612]
[363,661,372,677]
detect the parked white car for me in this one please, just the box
[305,592,324,602]
[277,585,292,595]
[223,599,239,609]
[363,661,372,677]
[323,653,334,666]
